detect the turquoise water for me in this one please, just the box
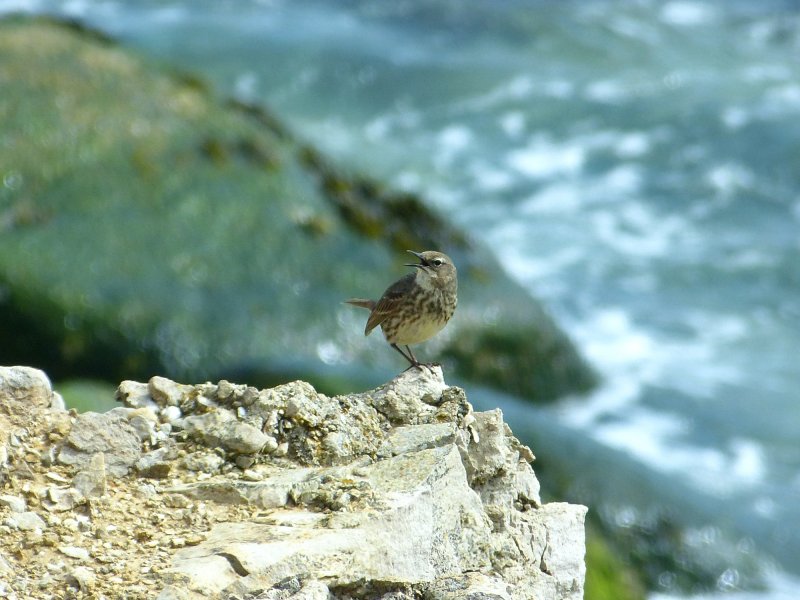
[6,1,800,597]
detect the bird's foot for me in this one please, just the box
[403,361,440,373]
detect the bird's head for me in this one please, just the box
[405,250,457,290]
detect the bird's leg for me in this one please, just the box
[391,344,423,370]
[404,345,419,365]
[390,344,439,373]
[408,345,441,372]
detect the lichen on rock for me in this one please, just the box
[0,364,586,599]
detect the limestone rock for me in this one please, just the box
[65,565,96,592]
[1,365,586,600]
[149,376,192,407]
[50,392,67,412]
[369,365,447,424]
[424,572,514,600]
[116,379,157,410]
[59,545,90,561]
[183,410,271,455]
[0,494,26,513]
[136,447,176,479]
[72,453,108,498]
[6,511,47,531]
[157,586,207,600]
[0,551,12,576]
[58,412,142,477]
[0,366,53,408]
[459,410,542,510]
[161,405,183,424]
[155,370,585,600]
[42,486,84,512]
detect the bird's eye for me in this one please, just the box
[432,258,443,267]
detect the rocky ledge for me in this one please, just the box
[0,365,586,599]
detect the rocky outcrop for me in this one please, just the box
[0,365,586,599]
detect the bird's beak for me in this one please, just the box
[405,250,428,270]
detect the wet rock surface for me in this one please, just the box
[0,365,586,599]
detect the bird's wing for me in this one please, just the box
[364,273,414,336]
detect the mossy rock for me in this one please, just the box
[0,16,596,402]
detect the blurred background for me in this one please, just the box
[1,1,799,599]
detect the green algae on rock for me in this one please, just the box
[0,16,595,402]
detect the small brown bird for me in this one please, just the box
[346,250,458,370]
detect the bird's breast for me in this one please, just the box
[380,288,456,345]
[383,313,448,345]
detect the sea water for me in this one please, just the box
[5,0,799,597]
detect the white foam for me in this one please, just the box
[455,75,535,111]
[574,305,746,396]
[470,162,515,192]
[590,408,688,465]
[764,84,800,113]
[551,303,769,495]
[520,182,582,214]
[660,2,718,27]
[437,125,472,152]
[578,309,657,371]
[364,117,391,140]
[506,75,535,98]
[507,135,585,179]
[0,0,42,11]
[602,164,644,192]
[684,312,748,344]
[61,0,90,16]
[706,163,755,195]
[148,4,188,24]
[557,309,659,426]
[393,170,422,192]
[499,111,526,138]
[592,204,693,258]
[722,107,751,130]
[729,439,766,484]
[742,64,791,84]
[518,163,642,216]
[542,79,575,98]
[566,128,661,160]
[588,408,767,495]
[608,15,659,45]
[616,132,652,158]
[753,496,777,518]
[559,376,649,429]
[425,183,465,211]
[316,340,342,365]
[585,80,629,103]
[720,249,777,270]
[435,125,473,167]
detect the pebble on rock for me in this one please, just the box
[0,495,26,513]
[8,511,47,531]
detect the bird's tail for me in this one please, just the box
[345,298,376,311]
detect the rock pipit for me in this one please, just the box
[346,250,457,369]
